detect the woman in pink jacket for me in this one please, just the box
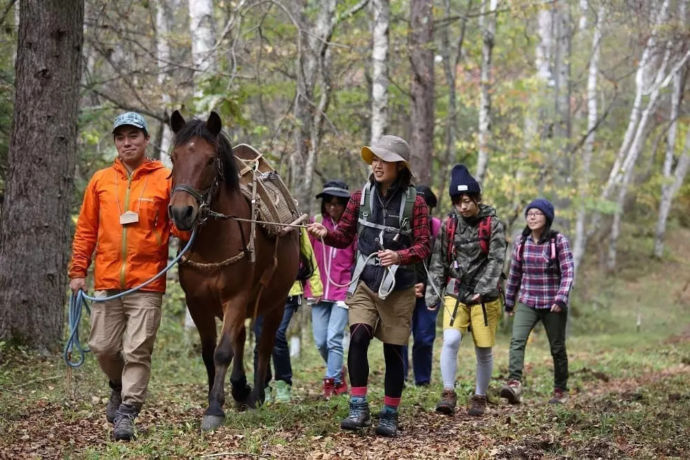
[308,180,356,397]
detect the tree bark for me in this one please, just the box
[654,0,688,258]
[154,0,173,164]
[408,0,434,186]
[475,0,498,183]
[188,0,216,101]
[572,5,603,276]
[437,0,470,211]
[370,0,389,144]
[0,0,84,350]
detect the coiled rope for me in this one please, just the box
[63,229,197,368]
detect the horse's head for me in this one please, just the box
[168,110,238,230]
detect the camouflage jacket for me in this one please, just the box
[425,204,507,306]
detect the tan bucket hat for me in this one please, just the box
[361,135,411,168]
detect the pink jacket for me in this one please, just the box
[306,215,356,301]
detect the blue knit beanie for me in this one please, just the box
[525,198,555,224]
[449,164,481,199]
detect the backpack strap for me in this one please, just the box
[517,235,528,262]
[445,213,458,267]
[357,182,373,238]
[478,216,492,255]
[399,186,416,233]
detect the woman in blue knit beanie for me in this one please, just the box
[500,198,575,405]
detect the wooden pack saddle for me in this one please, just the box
[233,144,301,237]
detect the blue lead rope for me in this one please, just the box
[63,229,197,368]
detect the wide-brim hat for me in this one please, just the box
[316,180,351,199]
[113,112,148,133]
[361,135,411,168]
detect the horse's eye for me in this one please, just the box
[207,157,215,166]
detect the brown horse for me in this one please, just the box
[168,111,299,431]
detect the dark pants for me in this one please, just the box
[402,297,438,385]
[253,296,299,386]
[508,302,569,390]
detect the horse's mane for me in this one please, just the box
[173,118,239,190]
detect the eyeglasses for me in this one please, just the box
[526,211,544,218]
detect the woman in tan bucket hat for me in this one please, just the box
[308,135,431,437]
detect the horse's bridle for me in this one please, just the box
[171,155,224,225]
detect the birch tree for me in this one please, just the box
[408,0,434,186]
[654,0,689,258]
[0,0,84,350]
[188,0,216,101]
[155,0,173,163]
[370,0,389,144]
[605,0,690,269]
[437,0,470,210]
[572,4,604,274]
[475,0,498,183]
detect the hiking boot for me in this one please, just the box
[375,410,398,437]
[340,400,370,430]
[333,367,348,396]
[106,382,122,423]
[435,389,457,415]
[274,380,292,403]
[323,378,335,398]
[548,388,569,404]
[468,394,487,416]
[113,404,138,441]
[500,379,522,404]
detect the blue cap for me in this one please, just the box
[525,198,555,224]
[113,112,148,133]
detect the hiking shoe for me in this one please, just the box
[105,382,122,423]
[274,380,292,403]
[323,378,335,398]
[333,367,348,396]
[468,394,487,416]
[500,379,522,405]
[340,400,370,430]
[113,404,138,441]
[375,410,398,437]
[435,389,457,415]
[548,388,569,404]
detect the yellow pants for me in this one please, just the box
[441,296,501,347]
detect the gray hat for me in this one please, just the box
[113,112,148,133]
[361,135,410,167]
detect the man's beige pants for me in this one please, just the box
[90,290,163,408]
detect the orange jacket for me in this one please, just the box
[69,158,176,292]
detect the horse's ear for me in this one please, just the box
[207,111,222,136]
[170,110,186,134]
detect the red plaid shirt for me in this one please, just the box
[324,189,431,264]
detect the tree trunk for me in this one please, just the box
[475,0,497,183]
[155,0,173,164]
[437,0,470,211]
[607,41,677,270]
[654,0,688,258]
[572,5,603,275]
[370,0,389,144]
[0,0,84,351]
[188,0,216,101]
[408,0,434,186]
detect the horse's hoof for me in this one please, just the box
[201,414,225,431]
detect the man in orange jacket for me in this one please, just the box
[69,112,174,441]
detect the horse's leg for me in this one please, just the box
[248,301,284,408]
[228,318,252,409]
[186,304,218,397]
[201,303,239,431]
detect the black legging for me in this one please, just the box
[348,323,406,399]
